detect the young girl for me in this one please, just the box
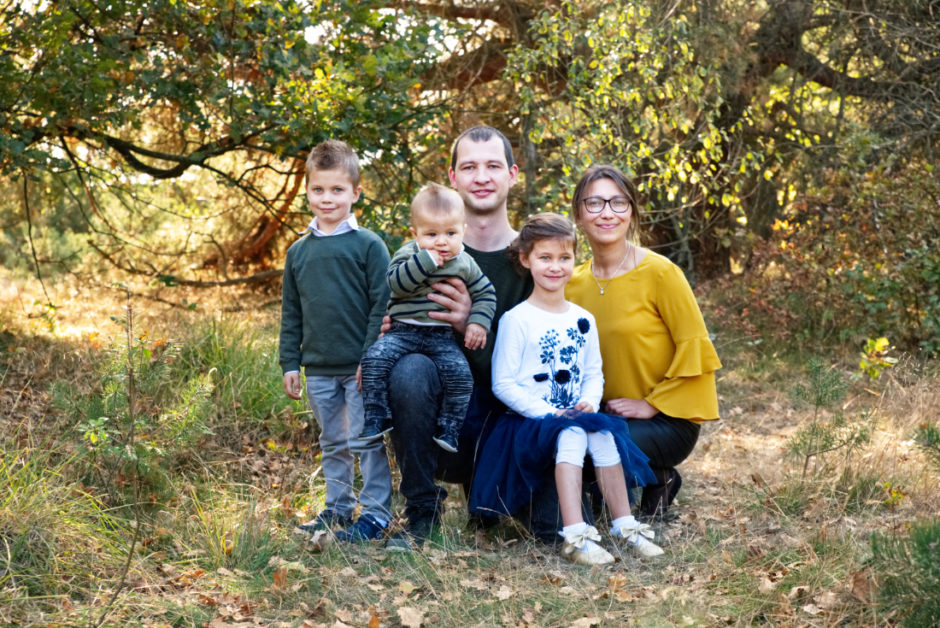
[469,213,663,565]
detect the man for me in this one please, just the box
[385,126,569,549]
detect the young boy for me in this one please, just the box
[279,139,393,542]
[358,182,496,453]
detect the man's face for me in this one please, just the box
[448,136,518,216]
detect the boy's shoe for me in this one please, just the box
[386,509,440,552]
[335,514,387,543]
[560,525,614,566]
[611,521,665,558]
[297,508,353,533]
[359,418,393,442]
[432,425,459,453]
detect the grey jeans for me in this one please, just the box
[305,374,392,520]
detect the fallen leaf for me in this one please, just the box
[569,618,600,628]
[398,580,417,594]
[850,568,872,603]
[494,585,514,600]
[398,606,424,628]
[758,576,777,594]
[272,566,288,589]
[814,590,839,610]
[802,603,823,615]
[368,607,381,628]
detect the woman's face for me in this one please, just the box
[576,177,632,248]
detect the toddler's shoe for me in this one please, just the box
[297,508,352,533]
[359,418,393,442]
[611,519,664,558]
[335,513,387,543]
[560,525,614,566]
[432,425,459,453]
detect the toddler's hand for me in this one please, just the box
[464,323,487,350]
[427,248,444,266]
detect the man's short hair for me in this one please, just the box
[449,126,515,170]
[305,139,360,186]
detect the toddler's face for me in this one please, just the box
[306,168,360,234]
[411,213,466,262]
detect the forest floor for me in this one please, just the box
[1,272,938,627]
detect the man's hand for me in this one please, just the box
[356,364,362,392]
[604,398,658,419]
[283,372,303,400]
[463,322,487,350]
[426,276,471,334]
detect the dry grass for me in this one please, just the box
[2,270,938,627]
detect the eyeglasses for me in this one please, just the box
[581,196,631,214]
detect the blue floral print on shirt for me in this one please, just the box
[532,318,591,410]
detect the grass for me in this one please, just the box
[1,274,938,626]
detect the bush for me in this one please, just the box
[871,519,940,626]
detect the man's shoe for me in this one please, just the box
[386,510,440,551]
[297,508,352,533]
[335,514,387,543]
[359,418,393,442]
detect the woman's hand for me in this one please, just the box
[426,277,471,334]
[604,398,658,419]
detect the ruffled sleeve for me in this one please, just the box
[644,263,722,420]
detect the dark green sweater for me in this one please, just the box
[278,229,391,376]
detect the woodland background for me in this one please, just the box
[1,1,938,626]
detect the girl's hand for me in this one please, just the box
[604,398,658,419]
[573,400,594,413]
[463,323,487,349]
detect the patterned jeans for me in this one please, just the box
[360,321,472,437]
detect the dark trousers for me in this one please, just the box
[387,353,583,542]
[361,322,472,434]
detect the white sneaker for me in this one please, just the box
[560,525,614,566]
[612,522,665,558]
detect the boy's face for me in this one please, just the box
[410,210,466,262]
[448,136,518,216]
[306,168,361,234]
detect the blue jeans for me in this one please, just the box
[305,374,392,520]
[361,322,472,436]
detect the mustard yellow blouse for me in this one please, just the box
[566,250,721,421]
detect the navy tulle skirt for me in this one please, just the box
[468,410,657,518]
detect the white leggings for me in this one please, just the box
[555,426,620,468]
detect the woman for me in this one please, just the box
[565,164,722,518]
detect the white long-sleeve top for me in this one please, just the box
[491,300,604,418]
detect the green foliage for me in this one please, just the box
[915,422,940,472]
[787,358,870,478]
[871,519,940,626]
[54,323,214,507]
[0,446,126,613]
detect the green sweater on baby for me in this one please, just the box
[278,229,390,376]
[387,241,497,331]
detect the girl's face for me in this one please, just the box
[576,177,632,248]
[520,238,575,294]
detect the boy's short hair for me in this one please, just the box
[410,182,465,224]
[450,126,515,170]
[306,139,360,186]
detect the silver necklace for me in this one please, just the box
[590,248,631,295]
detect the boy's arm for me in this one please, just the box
[278,249,303,375]
[362,237,392,353]
[461,257,498,331]
[386,242,439,298]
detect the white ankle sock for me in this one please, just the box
[561,522,602,553]
[610,515,637,535]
